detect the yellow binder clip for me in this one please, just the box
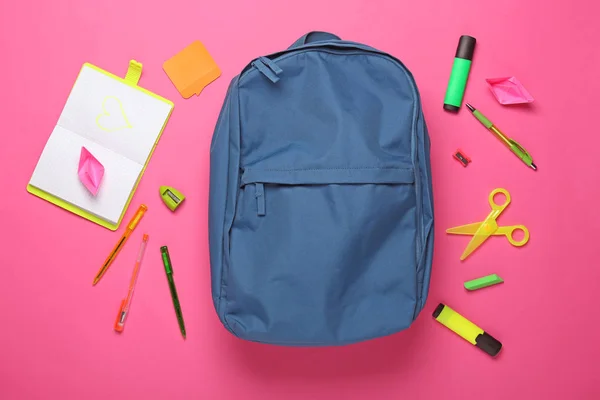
[446,188,530,260]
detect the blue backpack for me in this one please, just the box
[209,32,434,345]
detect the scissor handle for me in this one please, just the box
[489,188,511,211]
[496,225,530,247]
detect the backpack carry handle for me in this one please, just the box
[289,31,341,49]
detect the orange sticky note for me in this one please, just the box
[163,41,221,99]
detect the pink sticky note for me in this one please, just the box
[78,147,104,196]
[486,77,534,105]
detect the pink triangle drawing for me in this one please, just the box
[78,147,105,196]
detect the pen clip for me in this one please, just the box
[509,138,531,158]
[114,299,127,332]
[128,204,148,230]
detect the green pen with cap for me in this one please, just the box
[466,103,537,171]
[161,246,186,339]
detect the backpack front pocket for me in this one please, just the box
[227,167,419,344]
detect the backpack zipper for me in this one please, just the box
[239,42,416,85]
[414,111,423,257]
[239,43,424,254]
[255,183,266,216]
[251,57,282,83]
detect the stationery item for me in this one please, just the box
[93,204,148,285]
[115,233,149,332]
[78,147,105,195]
[433,303,502,357]
[160,246,186,339]
[443,35,476,112]
[27,60,174,230]
[464,274,504,291]
[486,77,534,105]
[465,103,537,170]
[160,186,185,211]
[446,188,529,260]
[453,149,471,167]
[163,41,221,99]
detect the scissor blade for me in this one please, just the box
[460,221,495,260]
[446,222,483,235]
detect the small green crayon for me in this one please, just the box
[464,274,504,291]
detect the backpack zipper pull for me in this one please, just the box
[259,57,283,75]
[252,57,282,83]
[255,183,266,216]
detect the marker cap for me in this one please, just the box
[476,332,502,357]
[455,36,476,60]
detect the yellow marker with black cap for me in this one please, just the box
[433,303,502,357]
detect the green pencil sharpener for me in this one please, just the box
[160,186,186,211]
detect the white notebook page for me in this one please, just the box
[29,65,172,224]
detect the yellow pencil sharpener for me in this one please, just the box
[160,186,185,211]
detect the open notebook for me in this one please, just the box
[28,61,173,230]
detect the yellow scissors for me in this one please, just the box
[446,188,530,260]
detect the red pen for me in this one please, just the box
[114,234,149,332]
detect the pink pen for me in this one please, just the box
[114,234,149,332]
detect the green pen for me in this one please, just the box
[466,103,537,171]
[161,246,186,339]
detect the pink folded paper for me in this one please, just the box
[78,147,104,196]
[486,77,534,105]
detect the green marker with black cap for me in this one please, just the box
[443,35,476,112]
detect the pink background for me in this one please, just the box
[1,0,599,399]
